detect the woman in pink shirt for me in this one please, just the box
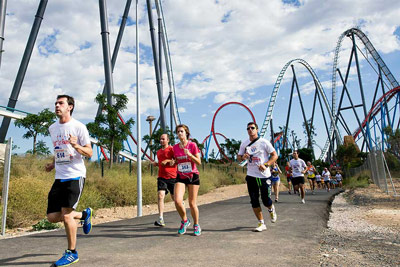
[173,124,202,236]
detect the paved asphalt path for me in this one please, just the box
[0,189,340,267]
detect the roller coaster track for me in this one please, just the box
[320,28,400,159]
[259,58,341,151]
[353,86,400,139]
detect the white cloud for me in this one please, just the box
[0,0,399,124]
[248,98,270,108]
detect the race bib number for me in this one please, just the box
[178,162,192,173]
[55,148,72,165]
[246,146,260,155]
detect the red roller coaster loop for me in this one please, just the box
[210,102,256,162]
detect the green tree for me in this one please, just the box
[277,148,292,166]
[143,127,175,158]
[290,130,301,149]
[14,108,56,155]
[87,94,134,168]
[220,138,241,161]
[279,126,301,150]
[26,140,51,156]
[336,143,363,168]
[209,149,216,159]
[297,147,314,162]
[312,159,330,174]
[191,138,205,151]
[384,126,400,160]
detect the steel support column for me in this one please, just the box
[0,0,7,70]
[316,89,334,159]
[0,0,48,143]
[291,65,312,149]
[352,32,372,149]
[379,67,391,128]
[283,71,296,151]
[99,0,114,105]
[337,69,371,150]
[155,0,179,126]
[146,0,166,131]
[96,0,132,117]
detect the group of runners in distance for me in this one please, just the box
[285,158,343,196]
[44,94,341,266]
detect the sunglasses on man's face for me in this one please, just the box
[247,127,256,130]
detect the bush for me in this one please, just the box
[384,152,400,171]
[32,218,61,231]
[6,176,51,228]
[343,170,371,189]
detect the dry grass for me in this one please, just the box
[0,156,245,229]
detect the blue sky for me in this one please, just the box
[1,0,400,159]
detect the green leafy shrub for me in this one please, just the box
[343,171,370,189]
[32,218,61,231]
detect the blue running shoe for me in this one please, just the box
[54,250,79,266]
[193,224,202,236]
[178,218,191,235]
[82,207,92,234]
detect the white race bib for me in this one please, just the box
[246,146,260,155]
[178,162,192,173]
[55,148,72,165]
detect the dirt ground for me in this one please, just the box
[320,179,400,267]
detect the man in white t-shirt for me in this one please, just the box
[335,172,343,188]
[237,122,278,232]
[45,95,93,267]
[289,151,307,203]
[322,167,331,192]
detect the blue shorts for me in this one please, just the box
[271,176,280,184]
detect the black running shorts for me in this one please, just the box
[47,177,85,214]
[291,176,305,186]
[176,173,200,185]
[157,177,177,195]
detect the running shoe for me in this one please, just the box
[193,224,202,236]
[54,250,79,266]
[178,219,191,235]
[82,207,92,235]
[154,218,165,227]
[301,199,305,204]
[270,206,277,223]
[254,222,267,232]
